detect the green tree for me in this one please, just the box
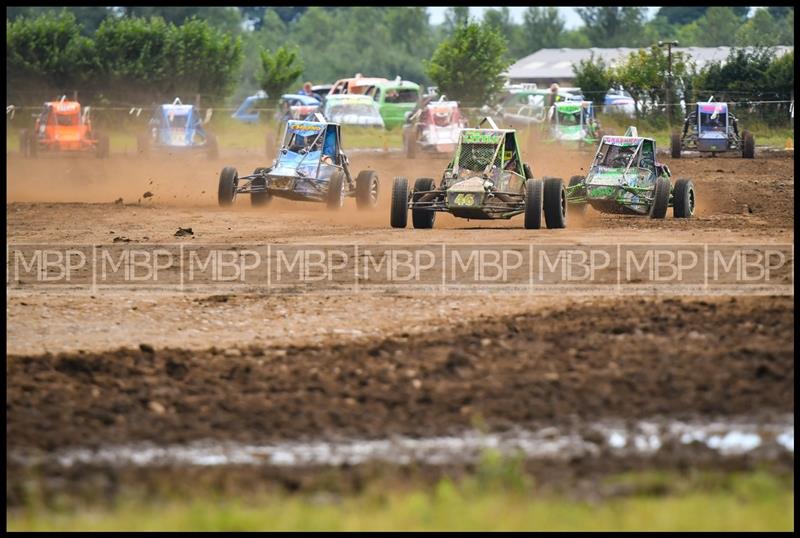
[442,7,470,35]
[691,7,746,46]
[736,8,784,46]
[6,11,98,102]
[482,8,522,60]
[611,45,692,121]
[425,22,509,106]
[257,46,304,104]
[572,54,611,106]
[519,8,566,55]
[655,7,708,26]
[576,7,650,47]
[6,7,114,34]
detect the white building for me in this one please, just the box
[506,46,794,86]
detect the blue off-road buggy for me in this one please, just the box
[218,116,379,209]
[138,98,219,159]
[671,100,755,159]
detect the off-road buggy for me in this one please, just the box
[566,127,695,219]
[218,116,379,210]
[671,100,754,159]
[20,96,109,158]
[137,98,218,159]
[390,118,566,230]
[544,101,603,147]
[402,97,467,158]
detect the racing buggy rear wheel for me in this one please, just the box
[411,177,436,229]
[524,178,544,230]
[355,170,379,209]
[218,166,238,207]
[390,177,409,228]
[326,170,345,210]
[95,133,110,158]
[672,178,695,218]
[568,175,588,217]
[250,167,272,208]
[206,132,219,160]
[742,130,755,159]
[543,177,567,229]
[137,133,150,156]
[671,133,682,159]
[649,176,670,219]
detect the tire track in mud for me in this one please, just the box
[8,296,793,452]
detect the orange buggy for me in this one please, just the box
[20,97,109,158]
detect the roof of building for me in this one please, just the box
[506,46,794,81]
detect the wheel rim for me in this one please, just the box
[688,187,695,214]
[560,187,566,218]
[371,179,378,203]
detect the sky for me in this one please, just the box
[426,7,660,28]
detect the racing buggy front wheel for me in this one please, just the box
[524,179,544,229]
[326,170,345,210]
[95,133,110,158]
[206,132,219,160]
[543,177,567,229]
[218,166,238,207]
[649,176,670,219]
[250,167,272,208]
[390,177,409,228]
[672,178,695,218]
[670,133,682,159]
[355,170,379,209]
[742,130,755,159]
[411,177,436,229]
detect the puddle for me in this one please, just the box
[11,415,793,469]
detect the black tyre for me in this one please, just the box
[568,175,587,216]
[326,170,345,210]
[95,133,110,158]
[390,176,409,228]
[672,178,695,218]
[403,129,417,158]
[671,133,682,159]
[523,163,533,180]
[524,179,543,230]
[649,176,670,219]
[355,170,379,209]
[250,168,272,208]
[218,166,238,207]
[411,177,436,229]
[543,176,567,229]
[206,132,219,160]
[742,130,755,159]
[137,133,150,156]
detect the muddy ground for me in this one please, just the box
[5,146,795,504]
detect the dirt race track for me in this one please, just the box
[5,144,795,502]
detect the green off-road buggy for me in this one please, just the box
[544,101,603,148]
[566,127,696,219]
[390,118,567,230]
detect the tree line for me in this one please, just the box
[6,7,795,108]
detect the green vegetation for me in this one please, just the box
[425,22,510,107]
[7,464,794,531]
[257,46,304,105]
[6,7,794,109]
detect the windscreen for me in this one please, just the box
[594,142,638,168]
[55,113,79,126]
[699,110,727,132]
[456,132,503,174]
[384,88,419,103]
[557,109,580,125]
[167,114,189,129]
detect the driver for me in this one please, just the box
[603,145,635,168]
